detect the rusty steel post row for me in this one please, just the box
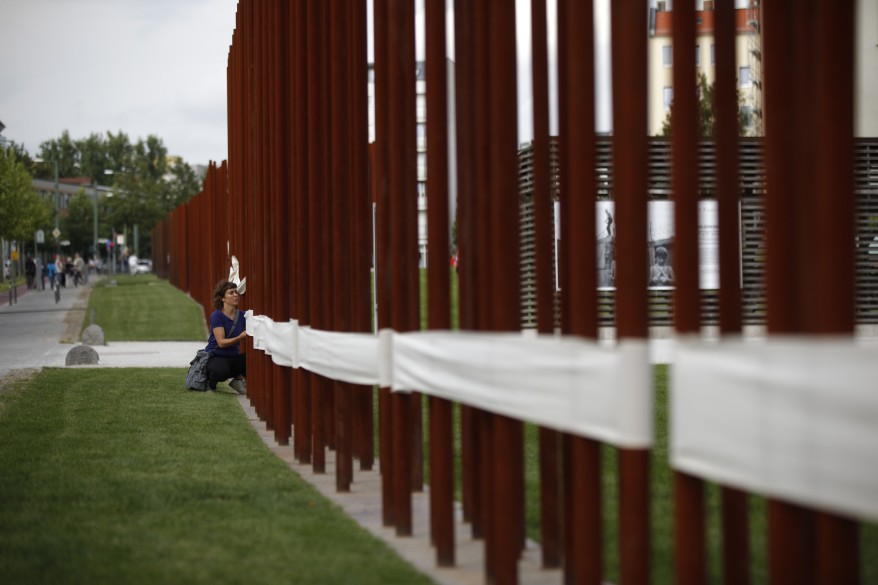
[147,2,864,584]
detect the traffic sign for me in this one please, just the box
[52,228,61,239]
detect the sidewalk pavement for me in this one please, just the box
[0,279,202,379]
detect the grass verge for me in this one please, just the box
[0,368,433,585]
[84,274,205,341]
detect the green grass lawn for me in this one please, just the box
[0,368,433,585]
[84,274,206,341]
[0,276,24,294]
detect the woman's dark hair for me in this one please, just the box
[213,279,238,310]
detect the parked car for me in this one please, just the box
[134,259,153,274]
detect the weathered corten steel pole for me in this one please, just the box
[670,2,708,585]
[560,0,602,580]
[611,2,651,584]
[475,1,494,555]
[387,0,419,537]
[530,0,562,570]
[329,0,354,492]
[373,0,396,528]
[306,0,328,474]
[555,0,576,579]
[713,1,750,582]
[486,2,523,582]
[452,0,481,536]
[269,0,292,446]
[811,2,857,582]
[292,0,313,466]
[349,0,374,474]
[763,1,858,584]
[425,0,454,567]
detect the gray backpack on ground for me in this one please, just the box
[185,350,212,391]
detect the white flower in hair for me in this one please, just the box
[228,255,247,294]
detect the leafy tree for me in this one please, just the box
[107,174,165,255]
[660,72,750,137]
[134,135,169,183]
[0,148,52,243]
[163,161,202,211]
[35,130,79,179]
[33,130,203,257]
[62,191,99,258]
[105,131,135,175]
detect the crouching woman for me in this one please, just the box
[205,279,247,394]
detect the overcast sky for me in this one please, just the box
[1,0,239,167]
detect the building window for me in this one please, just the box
[663,86,673,111]
[739,66,752,87]
[662,45,672,67]
[695,45,701,66]
[711,44,716,65]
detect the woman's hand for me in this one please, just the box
[213,326,248,348]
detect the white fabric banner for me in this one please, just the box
[244,314,654,448]
[672,336,878,522]
[391,331,653,448]
[297,327,381,386]
[261,320,294,367]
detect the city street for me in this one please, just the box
[0,282,88,378]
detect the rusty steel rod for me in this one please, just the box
[425,0,454,566]
[329,0,353,492]
[531,0,561,567]
[713,2,749,581]
[452,0,479,532]
[671,2,707,584]
[812,0,858,582]
[373,0,395,528]
[563,0,602,580]
[349,0,374,473]
[271,0,292,446]
[387,0,418,536]
[611,2,651,583]
[306,0,327,474]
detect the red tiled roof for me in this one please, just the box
[654,8,756,36]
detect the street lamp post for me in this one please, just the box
[92,169,115,268]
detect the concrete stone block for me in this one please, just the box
[82,324,106,346]
[66,345,99,366]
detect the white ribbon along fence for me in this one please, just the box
[246,310,878,523]
[672,335,878,523]
[244,310,653,450]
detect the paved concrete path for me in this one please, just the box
[238,396,565,585]
[0,281,91,377]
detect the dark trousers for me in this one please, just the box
[206,353,247,390]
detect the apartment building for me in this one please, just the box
[647,0,763,136]
[857,0,878,137]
